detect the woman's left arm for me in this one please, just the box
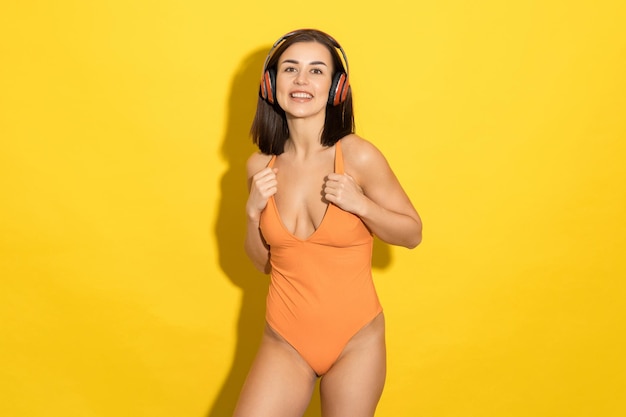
[324,135,422,248]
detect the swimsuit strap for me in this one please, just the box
[267,154,277,168]
[334,140,344,174]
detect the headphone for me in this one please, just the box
[259,29,350,107]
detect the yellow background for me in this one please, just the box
[1,1,625,416]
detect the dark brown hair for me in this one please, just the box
[250,29,355,155]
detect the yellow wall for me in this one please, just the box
[1,1,625,416]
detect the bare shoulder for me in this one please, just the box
[246,151,274,177]
[340,134,390,176]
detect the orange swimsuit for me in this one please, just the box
[260,140,383,376]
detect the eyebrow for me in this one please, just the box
[280,59,328,67]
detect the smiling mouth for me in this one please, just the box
[290,92,313,99]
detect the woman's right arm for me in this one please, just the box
[244,153,277,274]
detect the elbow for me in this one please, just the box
[405,223,423,249]
[249,258,271,274]
[244,245,271,274]
[392,230,421,249]
[259,262,272,275]
[253,265,269,274]
[251,259,271,275]
[405,233,422,249]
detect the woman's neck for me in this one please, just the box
[285,115,326,156]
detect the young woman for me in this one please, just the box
[233,29,422,417]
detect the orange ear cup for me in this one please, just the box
[329,72,349,106]
[261,69,276,104]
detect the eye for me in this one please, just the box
[283,66,297,73]
[311,68,323,75]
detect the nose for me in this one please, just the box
[294,70,308,85]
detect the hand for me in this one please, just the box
[323,173,366,215]
[247,167,278,220]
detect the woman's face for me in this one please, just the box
[275,41,334,120]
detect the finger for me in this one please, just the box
[254,170,273,183]
[255,166,277,179]
[324,183,342,198]
[257,182,277,197]
[254,169,278,187]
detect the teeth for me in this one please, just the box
[291,92,312,99]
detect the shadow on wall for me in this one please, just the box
[208,47,392,417]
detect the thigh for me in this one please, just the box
[233,324,317,417]
[319,313,386,417]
